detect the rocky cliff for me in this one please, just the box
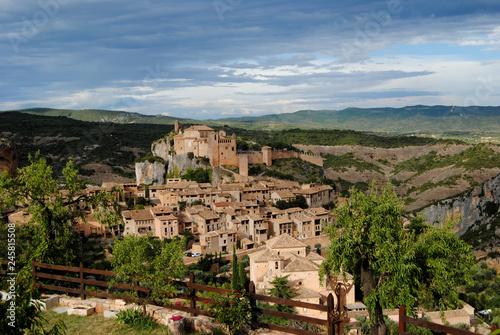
[135,161,166,185]
[0,138,18,177]
[421,173,500,257]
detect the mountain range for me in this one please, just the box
[3,105,500,140]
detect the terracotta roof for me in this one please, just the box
[219,184,242,191]
[247,214,264,221]
[129,209,154,221]
[293,287,323,299]
[155,215,178,221]
[184,125,214,131]
[150,206,174,215]
[266,234,307,249]
[305,250,324,261]
[253,249,285,263]
[269,218,293,225]
[282,255,320,272]
[273,190,295,199]
[197,210,220,220]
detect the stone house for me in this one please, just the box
[295,184,335,208]
[195,228,237,253]
[122,209,155,236]
[270,189,296,204]
[249,234,355,318]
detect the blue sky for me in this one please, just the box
[1,0,500,119]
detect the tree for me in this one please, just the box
[0,153,121,334]
[111,235,186,314]
[319,182,473,335]
[232,244,239,291]
[268,275,295,313]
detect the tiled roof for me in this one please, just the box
[185,125,214,131]
[282,255,320,272]
[197,210,219,220]
[150,206,174,214]
[253,249,285,263]
[266,234,307,249]
[305,251,324,261]
[293,287,323,299]
[129,209,154,221]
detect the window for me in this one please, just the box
[275,262,278,270]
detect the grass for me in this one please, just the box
[40,310,213,335]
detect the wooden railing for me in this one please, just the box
[399,305,499,335]
[1,260,348,335]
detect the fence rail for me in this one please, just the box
[399,305,499,335]
[1,260,347,335]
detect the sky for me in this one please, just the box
[2,0,500,120]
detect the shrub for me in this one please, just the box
[206,291,252,335]
[116,308,158,331]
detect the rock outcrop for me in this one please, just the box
[421,173,500,254]
[0,138,18,177]
[135,161,166,186]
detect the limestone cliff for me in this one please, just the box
[135,161,166,186]
[421,173,500,255]
[0,138,18,178]
[151,137,172,161]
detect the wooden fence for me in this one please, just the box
[1,260,349,335]
[399,305,499,335]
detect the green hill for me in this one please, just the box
[216,105,500,139]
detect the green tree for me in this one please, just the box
[268,275,295,313]
[319,182,473,335]
[0,153,121,334]
[232,244,239,291]
[111,235,186,314]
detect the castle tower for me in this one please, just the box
[262,146,272,166]
[239,154,249,177]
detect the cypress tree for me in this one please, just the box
[231,244,238,291]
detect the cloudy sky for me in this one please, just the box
[2,0,500,119]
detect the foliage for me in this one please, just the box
[182,167,211,183]
[323,153,382,173]
[275,195,308,210]
[319,182,474,335]
[460,261,500,319]
[0,112,174,177]
[206,291,252,335]
[268,275,295,313]
[111,235,186,313]
[0,154,120,334]
[393,144,500,177]
[116,308,157,331]
[134,151,165,164]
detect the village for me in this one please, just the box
[4,123,478,331]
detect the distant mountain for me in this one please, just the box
[2,107,189,125]
[215,105,500,136]
[3,105,500,139]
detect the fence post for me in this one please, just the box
[248,281,258,329]
[79,262,85,300]
[399,305,406,334]
[327,293,334,335]
[189,272,196,316]
[31,261,36,281]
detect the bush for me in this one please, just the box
[116,308,158,331]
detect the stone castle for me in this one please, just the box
[173,122,324,177]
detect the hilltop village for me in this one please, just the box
[4,124,477,326]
